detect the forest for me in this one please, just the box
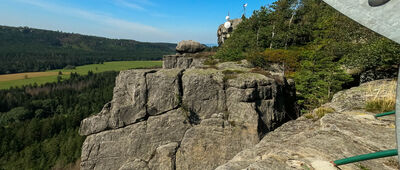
[0,71,117,169]
[0,26,175,74]
[215,0,400,111]
[1,0,400,169]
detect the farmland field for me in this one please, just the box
[0,61,162,89]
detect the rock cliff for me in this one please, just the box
[217,79,399,170]
[79,58,298,170]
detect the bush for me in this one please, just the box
[214,47,244,61]
[246,49,300,77]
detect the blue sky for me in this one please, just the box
[0,0,276,44]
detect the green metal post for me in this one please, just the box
[375,111,395,118]
[333,149,398,166]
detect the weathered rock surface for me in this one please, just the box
[81,109,191,170]
[80,59,297,170]
[163,54,206,69]
[217,18,242,46]
[176,40,206,54]
[217,79,398,170]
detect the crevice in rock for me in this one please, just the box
[144,70,158,118]
[177,69,185,107]
[254,100,270,139]
[254,83,272,139]
[172,142,181,170]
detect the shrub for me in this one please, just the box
[246,49,300,77]
[203,58,219,66]
[214,47,244,61]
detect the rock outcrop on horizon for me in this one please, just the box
[217,18,242,46]
[79,56,298,170]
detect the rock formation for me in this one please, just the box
[176,40,206,54]
[79,56,297,170]
[162,54,207,69]
[217,18,242,46]
[217,79,399,170]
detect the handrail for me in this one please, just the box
[332,149,398,166]
[375,110,395,118]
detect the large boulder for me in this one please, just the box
[176,40,206,54]
[80,62,298,170]
[217,79,398,170]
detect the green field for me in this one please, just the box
[0,61,162,89]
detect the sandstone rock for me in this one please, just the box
[176,117,259,170]
[326,79,396,112]
[81,109,191,170]
[80,61,298,170]
[79,102,111,136]
[217,79,398,170]
[176,40,206,53]
[163,54,206,69]
[119,159,149,170]
[79,69,158,135]
[146,69,183,116]
[148,142,179,170]
[182,69,226,121]
[108,69,156,128]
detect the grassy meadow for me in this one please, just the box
[0,61,162,89]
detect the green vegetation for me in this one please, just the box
[365,99,395,113]
[0,61,162,89]
[214,0,400,111]
[0,71,117,170]
[222,69,245,82]
[304,107,335,120]
[356,164,371,170]
[0,25,175,74]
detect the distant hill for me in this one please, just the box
[0,25,176,74]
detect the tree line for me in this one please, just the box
[0,26,176,74]
[0,71,118,169]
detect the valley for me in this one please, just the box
[0,61,162,89]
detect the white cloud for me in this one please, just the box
[114,0,145,11]
[13,0,172,42]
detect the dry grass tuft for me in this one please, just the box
[365,80,396,113]
[304,107,335,121]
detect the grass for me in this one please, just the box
[356,164,370,170]
[0,61,162,89]
[222,69,245,82]
[364,79,396,113]
[365,99,395,113]
[304,107,335,120]
[250,67,271,77]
